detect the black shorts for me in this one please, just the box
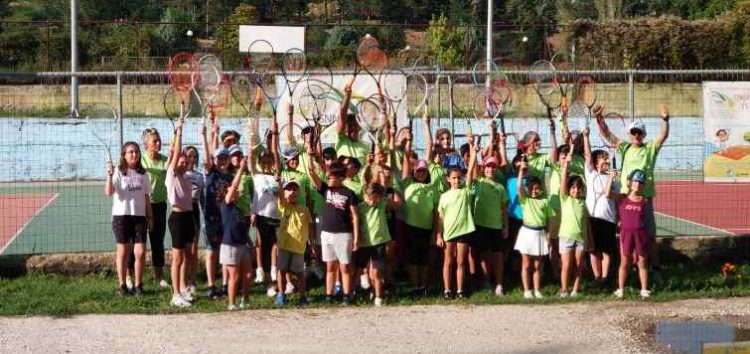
[591,217,617,255]
[472,225,506,253]
[191,202,201,233]
[355,243,388,270]
[404,224,432,266]
[168,210,195,249]
[451,233,474,244]
[112,215,147,244]
[256,215,281,272]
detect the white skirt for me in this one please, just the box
[514,226,549,256]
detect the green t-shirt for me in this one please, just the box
[359,200,391,247]
[438,187,475,241]
[428,162,447,194]
[403,178,438,230]
[343,177,364,199]
[141,153,168,203]
[618,141,660,198]
[520,196,554,229]
[472,178,508,230]
[548,163,562,211]
[281,168,310,207]
[236,173,254,216]
[558,194,588,242]
[569,154,585,178]
[335,133,369,166]
[526,152,549,183]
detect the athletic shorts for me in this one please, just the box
[354,243,388,270]
[449,233,474,244]
[204,213,223,251]
[256,215,281,272]
[220,243,253,266]
[404,224,432,266]
[620,229,650,258]
[112,215,147,244]
[320,231,353,264]
[472,225,506,253]
[559,237,586,253]
[168,210,195,249]
[277,248,305,274]
[590,217,617,255]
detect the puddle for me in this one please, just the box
[655,321,750,353]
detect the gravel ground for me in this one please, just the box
[1,298,749,353]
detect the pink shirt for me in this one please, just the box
[166,168,193,211]
[619,196,646,231]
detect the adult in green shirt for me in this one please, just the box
[518,119,558,185]
[334,83,370,166]
[140,127,169,287]
[595,104,670,267]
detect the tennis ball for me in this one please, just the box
[186,30,193,37]
[522,36,528,42]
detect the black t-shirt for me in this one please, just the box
[317,182,359,233]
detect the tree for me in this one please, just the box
[214,4,260,68]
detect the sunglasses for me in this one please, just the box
[630,129,644,136]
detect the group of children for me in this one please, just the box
[105,84,671,309]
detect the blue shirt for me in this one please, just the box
[506,175,525,220]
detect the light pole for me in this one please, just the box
[70,0,79,116]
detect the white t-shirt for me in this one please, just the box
[111,167,151,216]
[166,168,193,211]
[585,164,618,224]
[252,173,280,219]
[185,170,205,202]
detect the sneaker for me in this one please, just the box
[334,283,343,297]
[159,279,170,289]
[494,285,504,297]
[117,284,130,297]
[324,295,334,305]
[275,293,286,307]
[227,304,238,311]
[270,266,278,282]
[640,289,651,298]
[125,276,133,290]
[285,282,296,295]
[360,274,371,290]
[255,268,265,284]
[456,291,466,299]
[180,291,195,303]
[374,297,383,307]
[133,285,144,297]
[534,290,544,299]
[523,290,534,299]
[613,289,624,298]
[170,294,191,308]
[299,297,309,308]
[239,298,250,309]
[266,287,277,297]
[559,291,570,298]
[204,286,217,298]
[443,290,454,300]
[570,291,579,298]
[342,295,351,306]
[186,284,197,296]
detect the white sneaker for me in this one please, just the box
[559,291,569,298]
[614,289,624,298]
[126,275,133,290]
[570,291,579,298]
[374,297,383,307]
[255,268,265,284]
[158,279,169,289]
[494,285,504,297]
[640,289,651,298]
[239,298,249,309]
[534,290,544,299]
[186,284,197,296]
[170,294,191,308]
[227,304,238,311]
[270,266,278,282]
[523,290,534,299]
[180,291,195,303]
[285,282,295,295]
[266,287,277,297]
[360,274,371,290]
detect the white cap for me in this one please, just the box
[629,121,647,137]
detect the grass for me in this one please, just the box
[0,261,747,317]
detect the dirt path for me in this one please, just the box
[1,298,749,353]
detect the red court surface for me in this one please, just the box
[0,193,58,254]
[655,181,750,235]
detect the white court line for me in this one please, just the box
[0,193,60,255]
[656,211,734,236]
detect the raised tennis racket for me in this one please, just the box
[357,95,385,153]
[83,102,119,164]
[355,34,388,111]
[347,34,381,88]
[575,76,598,127]
[281,48,309,101]
[405,72,430,131]
[381,68,407,128]
[205,74,232,118]
[167,52,199,129]
[529,59,562,124]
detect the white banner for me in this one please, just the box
[703,81,750,182]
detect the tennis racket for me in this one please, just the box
[347,34,381,88]
[167,52,199,129]
[162,85,193,131]
[599,111,627,170]
[405,72,430,131]
[231,68,254,117]
[575,76,598,128]
[355,34,388,111]
[83,102,119,164]
[529,59,562,124]
[246,40,279,114]
[381,68,407,128]
[205,74,233,118]
[279,121,304,156]
[281,48,309,101]
[357,95,385,153]
[298,88,333,147]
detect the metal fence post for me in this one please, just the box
[117,73,124,149]
[628,70,635,120]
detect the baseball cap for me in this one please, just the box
[282,179,300,189]
[282,147,300,162]
[629,121,647,137]
[227,144,242,156]
[483,156,499,168]
[212,147,230,158]
[628,169,647,183]
[414,160,429,171]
